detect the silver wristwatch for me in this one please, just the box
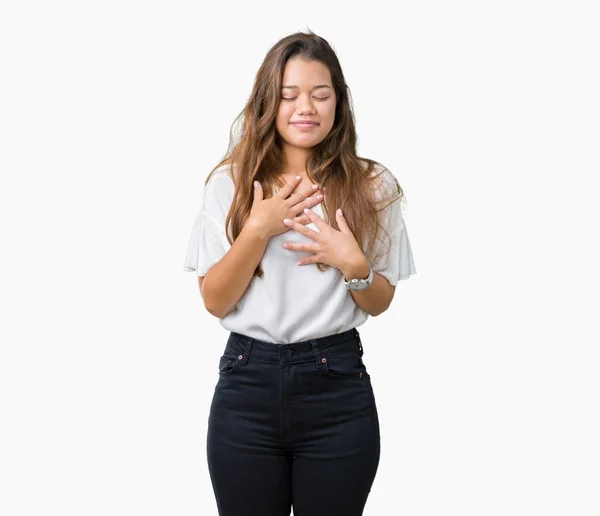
[343,265,374,290]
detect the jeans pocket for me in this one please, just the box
[218,354,240,376]
[322,349,367,380]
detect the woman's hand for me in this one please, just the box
[246,176,323,239]
[281,207,365,272]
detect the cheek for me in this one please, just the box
[319,106,336,131]
[276,106,293,132]
[324,103,336,122]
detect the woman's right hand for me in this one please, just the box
[247,176,324,239]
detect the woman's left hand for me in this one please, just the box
[282,207,364,271]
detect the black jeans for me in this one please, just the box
[206,327,380,516]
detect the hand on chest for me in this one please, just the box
[267,202,325,259]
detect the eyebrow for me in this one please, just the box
[281,85,333,90]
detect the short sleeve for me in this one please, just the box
[183,210,232,276]
[369,167,417,286]
[183,166,235,276]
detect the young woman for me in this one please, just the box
[183,30,416,516]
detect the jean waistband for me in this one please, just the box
[225,327,364,365]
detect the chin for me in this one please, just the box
[290,138,323,149]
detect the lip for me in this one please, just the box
[292,121,319,130]
[292,121,318,126]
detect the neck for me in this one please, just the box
[281,144,310,176]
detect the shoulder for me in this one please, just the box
[365,162,401,204]
[207,163,235,190]
[202,163,236,216]
[205,163,235,201]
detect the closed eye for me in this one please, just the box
[281,97,329,101]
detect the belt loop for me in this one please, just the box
[310,338,323,368]
[243,338,254,365]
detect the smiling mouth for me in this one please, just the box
[292,122,319,129]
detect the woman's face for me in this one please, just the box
[275,57,337,150]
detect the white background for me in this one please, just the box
[1,1,599,515]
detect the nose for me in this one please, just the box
[295,94,315,115]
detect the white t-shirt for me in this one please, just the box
[183,163,416,343]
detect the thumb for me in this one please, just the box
[253,180,263,202]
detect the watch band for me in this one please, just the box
[343,265,374,290]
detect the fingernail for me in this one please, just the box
[312,184,318,190]
[316,194,323,199]
[296,175,301,180]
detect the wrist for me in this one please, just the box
[341,254,371,281]
[242,221,271,243]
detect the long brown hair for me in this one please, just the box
[205,30,405,279]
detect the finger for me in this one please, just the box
[297,195,318,213]
[291,215,309,225]
[336,207,351,234]
[277,175,303,199]
[296,256,318,266]
[304,183,320,198]
[291,214,318,226]
[281,242,319,253]
[305,193,323,205]
[283,217,319,240]
[253,180,263,202]
[288,183,319,207]
[302,207,327,232]
[290,191,322,219]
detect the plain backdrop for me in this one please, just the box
[1,1,599,515]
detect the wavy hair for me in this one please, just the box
[204,29,405,279]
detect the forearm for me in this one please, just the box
[202,224,269,318]
[341,255,394,317]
